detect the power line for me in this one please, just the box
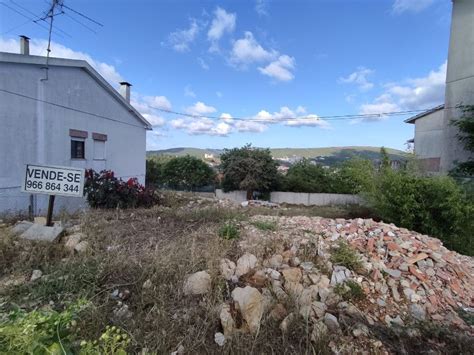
[149,106,439,123]
[0,88,148,129]
[62,4,103,27]
[0,1,69,38]
[62,10,97,34]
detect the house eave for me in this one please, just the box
[0,52,152,130]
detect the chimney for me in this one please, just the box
[20,35,30,55]
[119,82,131,103]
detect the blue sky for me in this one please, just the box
[0,0,452,150]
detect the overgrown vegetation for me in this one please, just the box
[0,300,89,354]
[334,280,365,301]
[84,169,157,209]
[451,105,474,177]
[218,220,240,240]
[251,219,278,231]
[352,154,474,256]
[221,144,278,200]
[146,155,216,191]
[330,241,363,271]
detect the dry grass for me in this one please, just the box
[1,199,470,354]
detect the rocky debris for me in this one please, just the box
[170,344,185,355]
[74,240,89,253]
[231,286,264,334]
[113,303,133,320]
[30,269,42,282]
[220,259,236,281]
[235,253,258,277]
[64,233,84,251]
[142,279,153,289]
[214,332,226,347]
[183,271,211,296]
[215,215,474,346]
[241,200,280,208]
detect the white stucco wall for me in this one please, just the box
[413,109,444,159]
[441,0,474,172]
[215,189,363,206]
[0,55,148,215]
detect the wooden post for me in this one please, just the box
[46,195,55,227]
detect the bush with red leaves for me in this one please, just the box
[84,169,158,209]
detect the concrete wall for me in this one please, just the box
[271,191,363,206]
[0,56,147,215]
[414,109,444,159]
[441,0,474,172]
[215,189,363,206]
[215,189,248,203]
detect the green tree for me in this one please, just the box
[280,159,334,193]
[451,105,474,176]
[161,155,215,191]
[380,147,391,171]
[220,144,278,199]
[145,155,173,187]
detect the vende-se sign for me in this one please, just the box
[22,164,85,197]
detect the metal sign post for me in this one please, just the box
[22,164,85,226]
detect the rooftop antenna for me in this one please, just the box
[41,0,64,80]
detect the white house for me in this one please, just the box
[0,36,152,215]
[406,0,474,173]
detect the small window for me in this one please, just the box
[93,140,105,160]
[71,139,85,159]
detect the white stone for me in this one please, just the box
[235,253,258,277]
[323,313,340,331]
[64,233,83,251]
[183,271,211,295]
[232,286,263,334]
[30,269,42,282]
[220,259,236,281]
[214,332,226,347]
[74,240,89,253]
[220,304,235,337]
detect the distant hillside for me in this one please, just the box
[147,146,408,166]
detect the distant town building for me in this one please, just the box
[405,0,474,173]
[0,36,151,214]
[204,153,215,160]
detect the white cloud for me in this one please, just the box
[184,85,197,98]
[285,114,329,128]
[392,0,434,14]
[197,57,209,70]
[250,106,329,128]
[220,113,233,123]
[258,55,295,82]
[208,7,236,52]
[234,120,267,133]
[142,113,166,127]
[185,101,217,116]
[143,95,172,110]
[171,116,231,136]
[166,19,200,52]
[255,0,269,16]
[230,31,277,66]
[359,61,446,120]
[0,37,123,85]
[339,67,374,91]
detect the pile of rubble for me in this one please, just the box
[184,216,474,350]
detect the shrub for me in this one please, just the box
[161,155,216,191]
[79,326,130,355]
[251,220,278,231]
[0,300,88,354]
[84,169,158,209]
[330,241,362,271]
[218,221,240,240]
[334,280,365,301]
[366,169,474,255]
